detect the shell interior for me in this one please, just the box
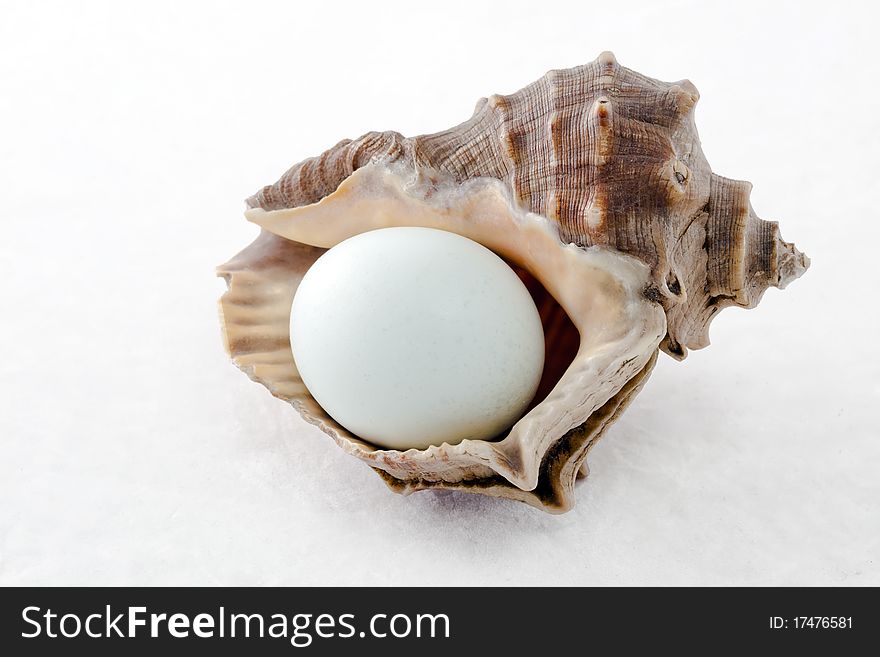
[221,164,666,511]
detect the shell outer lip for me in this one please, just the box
[221,162,666,503]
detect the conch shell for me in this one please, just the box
[217,52,808,512]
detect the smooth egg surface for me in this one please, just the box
[290,227,545,450]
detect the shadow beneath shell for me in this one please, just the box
[400,486,582,533]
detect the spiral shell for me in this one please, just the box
[219,52,808,512]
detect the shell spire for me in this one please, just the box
[662,174,809,356]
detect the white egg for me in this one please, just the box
[290,227,545,450]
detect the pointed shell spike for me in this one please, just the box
[668,80,700,116]
[588,96,614,166]
[596,50,619,67]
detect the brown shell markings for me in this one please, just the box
[248,51,808,358]
[219,52,808,512]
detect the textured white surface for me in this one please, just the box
[1,0,878,586]
[291,227,544,449]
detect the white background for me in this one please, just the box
[2,0,878,586]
